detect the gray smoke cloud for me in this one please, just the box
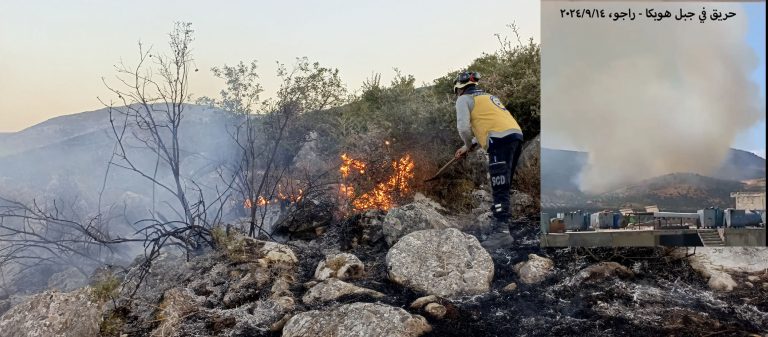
[542,2,764,193]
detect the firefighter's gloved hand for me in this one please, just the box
[454,146,469,160]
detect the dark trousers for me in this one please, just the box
[487,134,523,222]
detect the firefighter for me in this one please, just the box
[453,71,524,236]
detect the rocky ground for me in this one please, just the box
[1,192,767,337]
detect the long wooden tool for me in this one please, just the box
[424,143,477,182]
[424,157,459,182]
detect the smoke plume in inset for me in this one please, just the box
[542,2,764,193]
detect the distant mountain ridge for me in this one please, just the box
[542,147,765,188]
[713,148,766,182]
[0,104,241,224]
[541,147,765,211]
[596,172,746,210]
[0,108,111,158]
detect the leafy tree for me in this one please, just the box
[202,57,346,237]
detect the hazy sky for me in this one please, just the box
[732,2,766,157]
[0,0,539,133]
[541,2,765,157]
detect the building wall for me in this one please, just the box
[724,228,766,246]
[731,192,766,210]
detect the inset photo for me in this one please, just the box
[540,1,766,247]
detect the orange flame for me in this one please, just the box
[340,153,366,178]
[243,183,304,209]
[339,153,415,211]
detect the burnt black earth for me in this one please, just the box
[293,218,767,337]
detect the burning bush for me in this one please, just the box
[339,151,415,212]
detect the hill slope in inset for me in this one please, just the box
[541,147,764,211]
[595,172,746,211]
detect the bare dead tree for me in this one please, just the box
[95,22,237,296]
[0,196,125,287]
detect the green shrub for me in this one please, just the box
[91,273,120,303]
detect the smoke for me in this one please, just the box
[542,2,764,193]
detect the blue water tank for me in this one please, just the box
[612,213,621,229]
[725,209,763,228]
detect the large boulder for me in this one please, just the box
[386,228,494,299]
[0,287,103,337]
[514,254,555,284]
[282,302,431,337]
[382,202,453,246]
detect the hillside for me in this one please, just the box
[540,147,587,193]
[542,148,765,191]
[541,148,764,211]
[0,108,111,158]
[0,104,242,224]
[713,148,767,181]
[595,172,745,211]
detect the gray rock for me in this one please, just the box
[348,210,387,247]
[473,211,494,233]
[0,295,27,317]
[502,282,518,293]
[162,295,296,337]
[412,192,447,212]
[239,296,295,330]
[270,276,294,298]
[382,202,453,246]
[221,269,272,308]
[270,313,293,332]
[409,295,440,309]
[282,302,431,337]
[386,228,494,299]
[471,189,493,204]
[118,236,299,335]
[670,247,768,292]
[517,134,540,169]
[470,190,493,218]
[302,279,384,305]
[424,302,447,319]
[314,253,365,281]
[47,267,88,292]
[481,231,515,250]
[514,254,554,284]
[511,190,536,218]
[708,271,737,292]
[0,287,103,337]
[567,262,634,286]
